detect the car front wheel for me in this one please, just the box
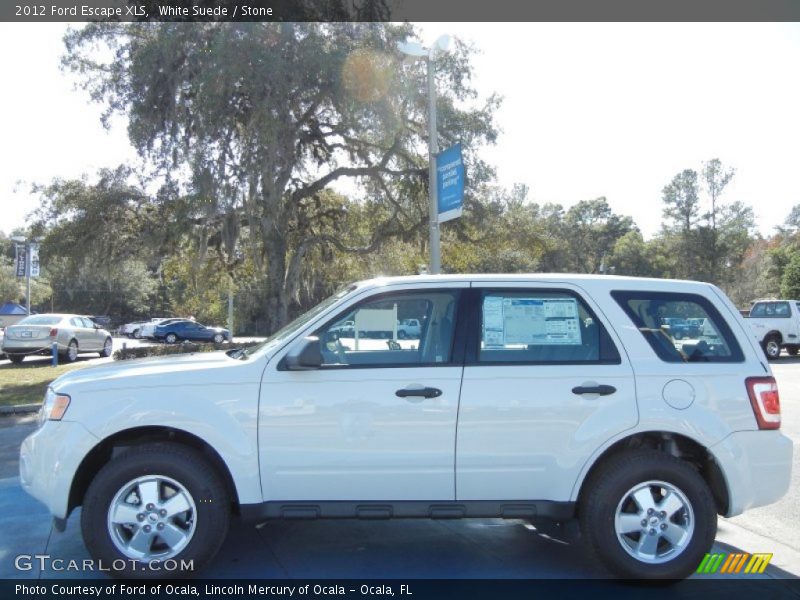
[100,337,113,357]
[579,449,716,580]
[81,443,230,579]
[213,333,224,344]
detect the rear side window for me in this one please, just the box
[612,291,744,363]
[749,301,790,318]
[477,290,621,364]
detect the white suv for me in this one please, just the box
[19,275,792,579]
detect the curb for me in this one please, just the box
[0,404,40,415]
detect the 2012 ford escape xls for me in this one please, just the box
[19,274,792,579]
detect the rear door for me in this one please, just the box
[456,283,637,502]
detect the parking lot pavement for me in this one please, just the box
[0,483,794,583]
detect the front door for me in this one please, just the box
[259,285,465,501]
[456,283,638,502]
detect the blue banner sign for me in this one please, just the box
[15,244,26,278]
[436,143,465,223]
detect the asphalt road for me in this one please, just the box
[0,353,797,582]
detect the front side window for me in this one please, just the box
[316,290,460,367]
[612,291,744,363]
[477,290,620,364]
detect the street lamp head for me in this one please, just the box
[397,40,428,58]
[433,35,451,53]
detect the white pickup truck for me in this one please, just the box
[745,299,800,359]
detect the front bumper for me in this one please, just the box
[19,420,100,519]
[710,430,793,517]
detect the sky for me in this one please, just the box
[1,22,799,239]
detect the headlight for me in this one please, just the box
[38,388,71,427]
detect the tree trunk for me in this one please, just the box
[261,224,289,334]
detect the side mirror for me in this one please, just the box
[284,336,323,370]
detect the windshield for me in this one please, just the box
[17,315,61,326]
[239,284,358,358]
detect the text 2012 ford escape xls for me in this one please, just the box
[20,274,792,579]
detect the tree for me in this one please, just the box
[562,198,635,273]
[64,23,499,332]
[30,168,160,317]
[780,253,800,299]
[701,158,736,279]
[662,169,700,235]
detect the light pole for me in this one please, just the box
[11,236,41,315]
[398,35,451,275]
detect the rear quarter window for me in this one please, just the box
[612,291,744,363]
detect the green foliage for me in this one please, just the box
[29,168,159,317]
[780,253,800,299]
[63,23,499,332]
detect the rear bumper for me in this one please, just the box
[710,430,793,517]
[2,342,56,355]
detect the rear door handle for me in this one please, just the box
[572,385,617,396]
[396,387,442,399]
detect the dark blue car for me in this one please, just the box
[154,320,231,344]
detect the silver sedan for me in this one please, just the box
[1,313,113,364]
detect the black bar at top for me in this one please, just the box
[3,0,800,22]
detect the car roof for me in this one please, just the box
[351,273,715,293]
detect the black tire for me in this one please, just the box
[579,449,717,580]
[8,354,24,364]
[763,335,781,360]
[165,333,178,344]
[61,340,79,363]
[132,329,141,339]
[213,333,224,344]
[787,346,799,356]
[100,337,113,358]
[81,443,230,579]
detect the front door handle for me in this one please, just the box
[396,387,442,399]
[572,384,617,396]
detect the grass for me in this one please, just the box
[0,359,91,407]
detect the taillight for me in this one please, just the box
[49,328,58,337]
[746,376,781,430]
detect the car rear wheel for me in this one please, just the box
[62,340,79,363]
[81,443,230,579]
[8,354,24,364]
[100,337,113,358]
[763,335,781,360]
[579,449,716,580]
[165,333,178,344]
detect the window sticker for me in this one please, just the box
[483,296,583,346]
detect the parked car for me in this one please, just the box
[659,317,698,340]
[89,315,113,330]
[119,320,148,339]
[397,318,422,339]
[154,320,231,344]
[139,317,177,339]
[20,275,791,579]
[2,313,113,364]
[328,320,355,337]
[745,299,800,359]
